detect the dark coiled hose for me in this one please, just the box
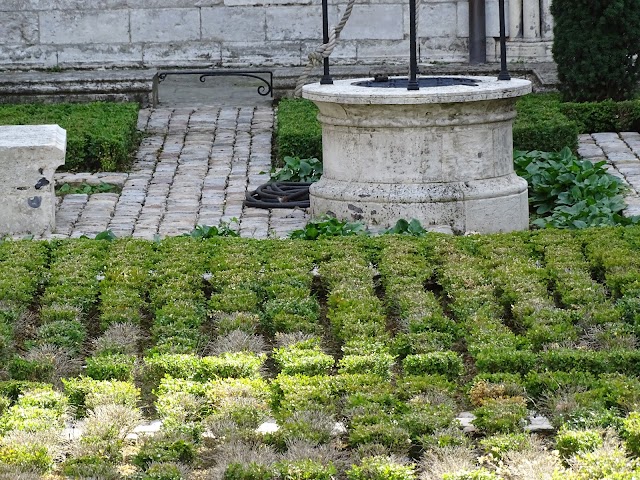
[243,182,312,209]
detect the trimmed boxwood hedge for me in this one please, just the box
[0,102,140,172]
[559,99,640,133]
[275,98,322,163]
[5,232,640,476]
[512,93,579,152]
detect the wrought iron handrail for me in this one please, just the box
[155,69,273,97]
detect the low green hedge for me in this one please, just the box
[7,233,640,476]
[512,94,579,152]
[559,99,640,133]
[0,102,140,172]
[276,94,640,158]
[275,98,322,163]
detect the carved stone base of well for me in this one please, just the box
[310,175,529,234]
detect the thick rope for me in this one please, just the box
[294,0,357,97]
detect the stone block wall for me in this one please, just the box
[0,0,552,70]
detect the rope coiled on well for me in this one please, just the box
[294,0,358,97]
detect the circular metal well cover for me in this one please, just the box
[351,77,479,88]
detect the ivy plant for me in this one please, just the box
[384,219,428,236]
[289,216,366,240]
[270,156,323,183]
[186,219,239,238]
[290,217,431,240]
[514,147,640,229]
[78,230,117,241]
[56,182,119,196]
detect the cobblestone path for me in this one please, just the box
[52,106,308,239]
[578,132,640,217]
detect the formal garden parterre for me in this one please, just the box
[2,231,640,478]
[3,2,640,479]
[5,83,640,480]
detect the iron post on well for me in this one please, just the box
[320,0,333,84]
[497,0,511,80]
[408,0,419,90]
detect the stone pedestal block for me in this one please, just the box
[0,125,66,235]
[302,76,532,234]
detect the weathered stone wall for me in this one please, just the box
[0,0,552,71]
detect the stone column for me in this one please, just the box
[0,125,66,236]
[508,0,523,39]
[540,0,553,39]
[522,0,540,38]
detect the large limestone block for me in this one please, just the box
[0,125,66,235]
[266,6,321,41]
[338,4,404,40]
[0,12,39,44]
[202,7,266,42]
[130,8,201,43]
[40,10,130,45]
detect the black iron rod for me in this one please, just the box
[469,0,486,64]
[320,0,333,84]
[497,0,511,80]
[408,0,419,90]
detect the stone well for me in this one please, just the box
[302,75,532,234]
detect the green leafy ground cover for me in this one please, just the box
[3,231,640,478]
[514,148,638,229]
[55,182,121,196]
[269,156,323,183]
[0,102,140,172]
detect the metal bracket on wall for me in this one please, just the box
[152,70,273,107]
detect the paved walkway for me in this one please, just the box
[578,132,640,217]
[52,105,308,239]
[50,100,640,240]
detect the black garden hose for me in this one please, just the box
[244,181,312,209]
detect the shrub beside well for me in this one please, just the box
[560,100,640,133]
[275,99,322,163]
[275,93,640,166]
[513,94,579,152]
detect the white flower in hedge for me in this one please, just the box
[332,422,347,436]
[257,420,279,434]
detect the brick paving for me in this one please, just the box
[577,132,640,217]
[50,106,640,240]
[51,105,309,239]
